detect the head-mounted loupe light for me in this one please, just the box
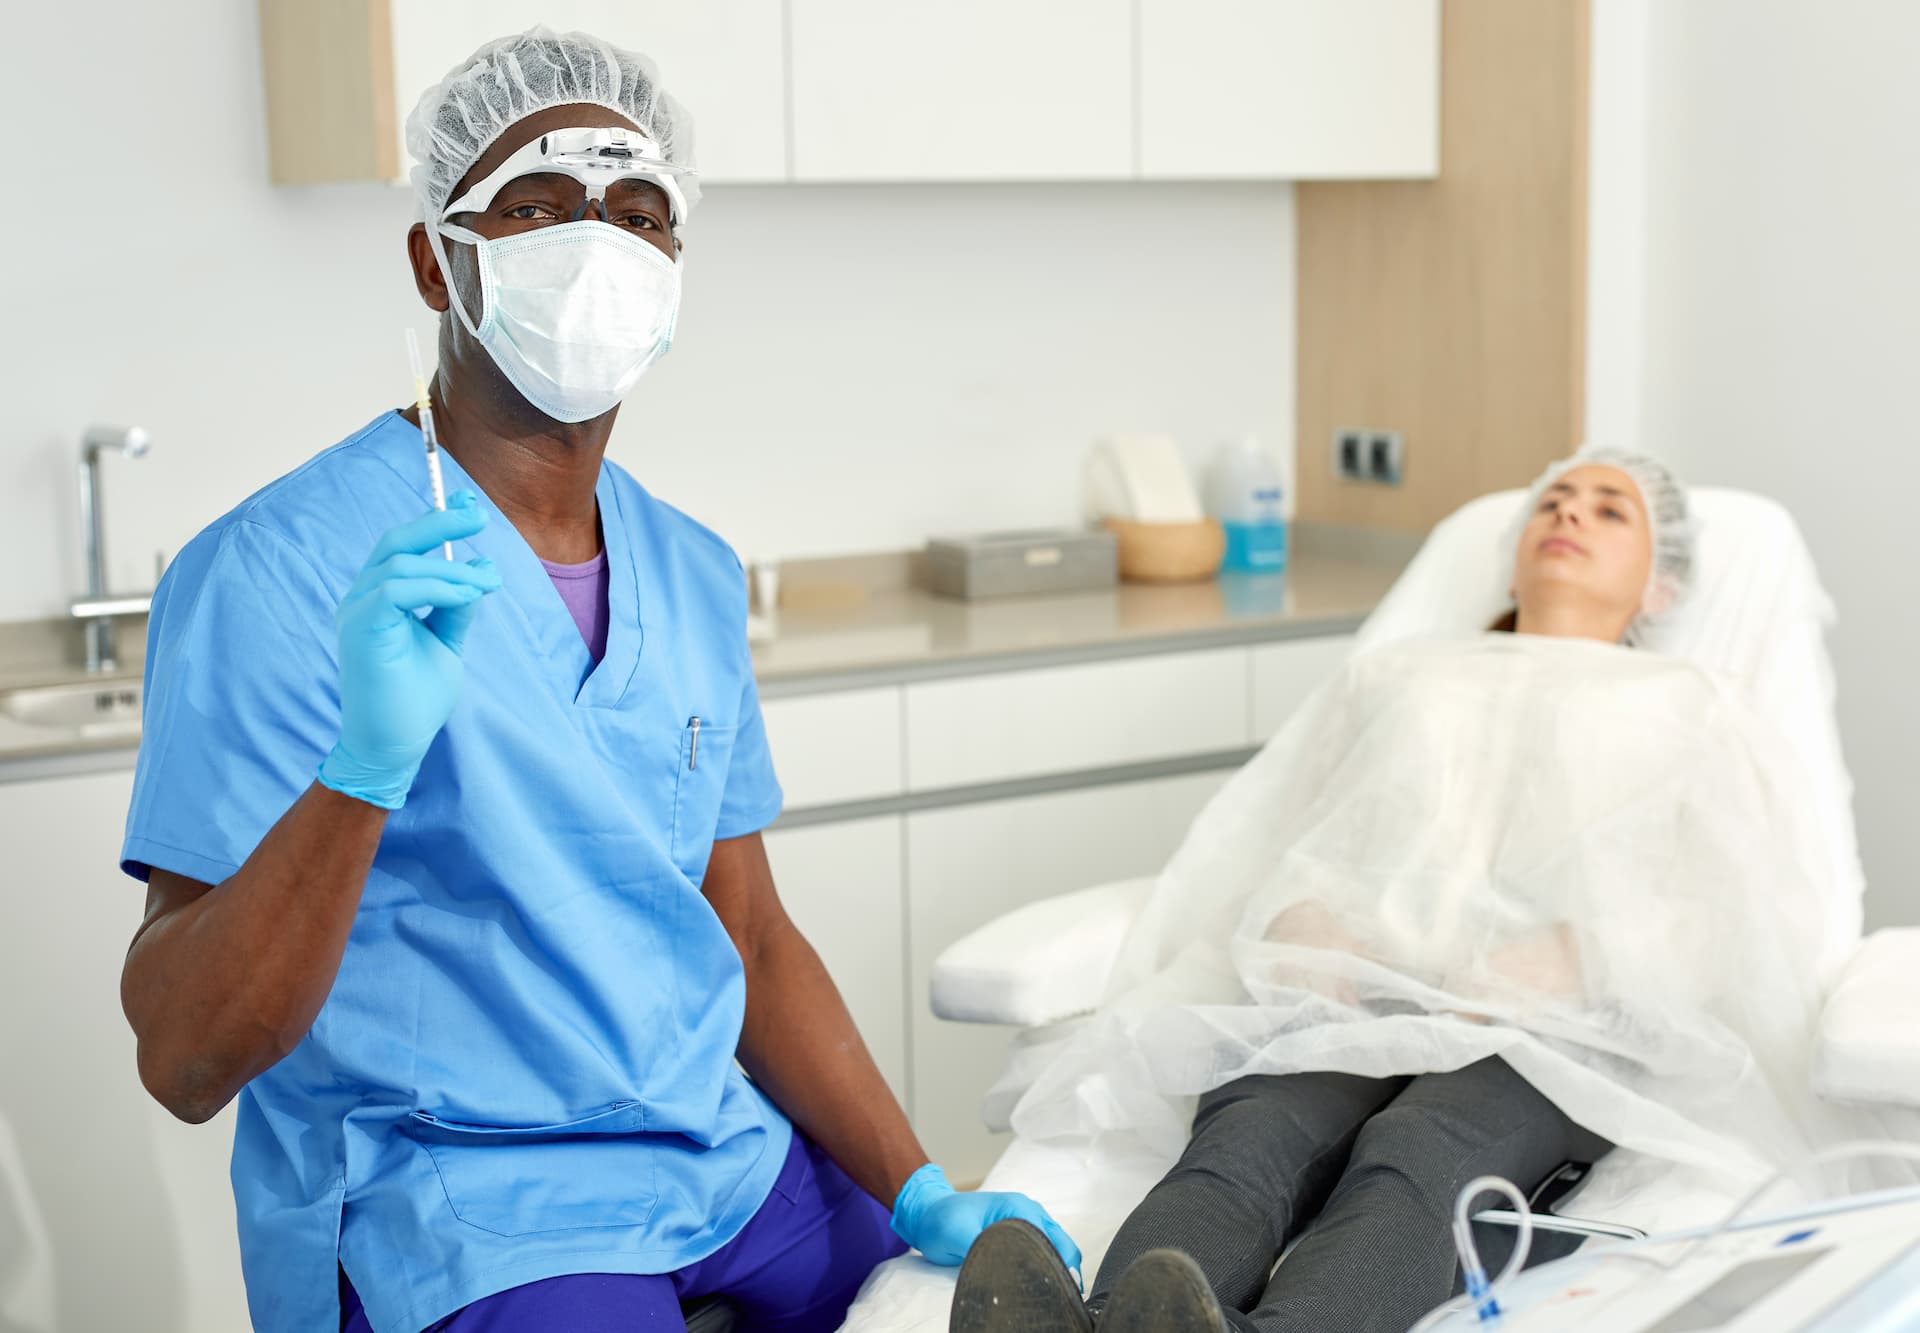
[441,125,694,226]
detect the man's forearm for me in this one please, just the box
[121,781,388,1122]
[736,923,929,1207]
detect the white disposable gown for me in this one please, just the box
[1011,635,1913,1212]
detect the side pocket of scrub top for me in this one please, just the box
[408,1101,658,1237]
[670,717,737,878]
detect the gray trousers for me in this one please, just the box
[1088,1058,1611,1333]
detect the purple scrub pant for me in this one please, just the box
[341,1130,907,1332]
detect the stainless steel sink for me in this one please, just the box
[0,680,143,737]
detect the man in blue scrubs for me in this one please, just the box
[118,29,1076,1333]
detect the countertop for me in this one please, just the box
[750,546,1408,696]
[0,530,1415,776]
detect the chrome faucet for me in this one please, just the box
[73,425,153,673]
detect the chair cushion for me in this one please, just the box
[930,878,1156,1026]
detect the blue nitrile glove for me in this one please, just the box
[890,1163,1083,1279]
[316,491,500,809]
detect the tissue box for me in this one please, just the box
[925,529,1119,600]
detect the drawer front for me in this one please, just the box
[904,649,1250,791]
[1250,636,1354,740]
[760,687,904,809]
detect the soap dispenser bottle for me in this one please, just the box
[1208,436,1288,574]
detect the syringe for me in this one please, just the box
[405,328,454,560]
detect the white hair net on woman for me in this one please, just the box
[1510,445,1699,645]
[403,27,699,223]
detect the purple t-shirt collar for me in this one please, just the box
[540,549,611,663]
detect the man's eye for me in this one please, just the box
[505,203,557,220]
[619,214,660,231]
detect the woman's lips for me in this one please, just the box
[1539,536,1587,556]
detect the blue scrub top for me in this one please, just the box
[122,412,791,1333]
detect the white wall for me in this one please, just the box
[1582,0,1650,452]
[0,0,1295,626]
[1589,1,1920,926]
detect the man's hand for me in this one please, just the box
[317,493,500,808]
[890,1164,1082,1275]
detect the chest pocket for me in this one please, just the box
[671,716,736,877]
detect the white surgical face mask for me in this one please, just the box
[435,219,681,423]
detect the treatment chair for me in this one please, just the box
[840,487,1920,1330]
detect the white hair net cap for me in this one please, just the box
[1511,445,1699,646]
[404,27,699,223]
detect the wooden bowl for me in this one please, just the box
[1102,517,1226,583]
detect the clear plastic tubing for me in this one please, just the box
[1453,1175,1534,1324]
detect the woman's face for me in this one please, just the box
[1511,466,1656,637]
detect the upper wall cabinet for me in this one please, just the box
[259,0,1438,188]
[259,0,787,187]
[1138,0,1439,178]
[787,0,1133,181]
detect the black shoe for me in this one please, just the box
[950,1218,1093,1333]
[1101,1249,1230,1333]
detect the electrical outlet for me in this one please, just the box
[1367,431,1405,486]
[1333,427,1405,485]
[1333,429,1368,480]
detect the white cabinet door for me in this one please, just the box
[788,0,1134,180]
[389,0,789,182]
[1250,634,1353,740]
[761,686,903,810]
[905,649,1250,791]
[0,770,249,1332]
[762,817,909,1102]
[1138,0,1439,179]
[904,770,1232,1181]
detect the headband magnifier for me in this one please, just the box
[441,125,694,227]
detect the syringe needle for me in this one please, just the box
[405,329,454,560]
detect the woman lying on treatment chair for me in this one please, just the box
[949,449,1877,1332]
